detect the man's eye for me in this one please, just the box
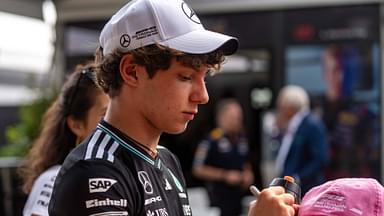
[178,75,192,81]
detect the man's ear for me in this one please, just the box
[120,54,139,86]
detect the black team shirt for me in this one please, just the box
[49,120,191,216]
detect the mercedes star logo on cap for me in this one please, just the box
[120,34,131,48]
[181,2,201,24]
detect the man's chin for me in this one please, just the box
[165,124,188,135]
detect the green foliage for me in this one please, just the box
[1,92,55,157]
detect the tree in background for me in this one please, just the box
[2,91,55,157]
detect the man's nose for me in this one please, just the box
[191,79,209,104]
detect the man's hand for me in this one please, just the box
[248,186,296,216]
[224,170,243,185]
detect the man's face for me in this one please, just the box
[137,58,210,134]
[218,103,243,133]
[276,97,296,130]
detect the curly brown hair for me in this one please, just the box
[94,44,225,97]
[19,63,103,193]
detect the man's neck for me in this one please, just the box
[104,99,160,153]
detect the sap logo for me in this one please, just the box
[89,178,117,193]
[145,196,162,205]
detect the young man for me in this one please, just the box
[49,0,296,215]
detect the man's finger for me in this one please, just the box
[278,193,295,205]
[268,186,286,195]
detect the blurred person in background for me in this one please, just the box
[193,98,254,216]
[274,85,329,194]
[19,63,109,216]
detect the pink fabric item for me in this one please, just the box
[298,178,384,216]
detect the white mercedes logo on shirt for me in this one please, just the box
[138,171,153,194]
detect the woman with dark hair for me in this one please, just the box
[20,63,109,216]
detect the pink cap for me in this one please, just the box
[299,178,384,216]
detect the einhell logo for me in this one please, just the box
[89,178,117,193]
[85,198,127,208]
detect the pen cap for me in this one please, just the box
[269,176,301,204]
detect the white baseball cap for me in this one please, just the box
[100,0,239,56]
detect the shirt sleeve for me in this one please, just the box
[23,167,58,216]
[49,160,141,216]
[193,139,212,167]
